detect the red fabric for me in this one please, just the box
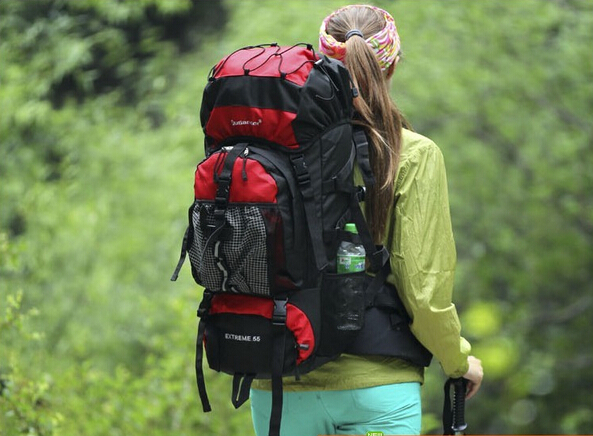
[213,45,317,86]
[194,153,277,203]
[206,106,298,149]
[209,294,315,363]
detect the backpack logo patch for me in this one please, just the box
[231,118,262,127]
[224,333,262,342]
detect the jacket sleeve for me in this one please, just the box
[388,138,470,378]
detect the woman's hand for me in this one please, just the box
[463,355,483,399]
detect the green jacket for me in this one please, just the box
[253,129,470,391]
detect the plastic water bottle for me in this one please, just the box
[337,223,366,274]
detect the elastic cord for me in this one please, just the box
[345,29,364,40]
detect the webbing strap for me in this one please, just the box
[348,193,387,273]
[214,144,248,210]
[170,225,190,281]
[268,297,287,436]
[364,255,391,306]
[195,317,211,412]
[231,374,255,409]
[171,201,199,281]
[269,331,285,436]
[352,127,375,187]
[195,292,214,413]
[290,155,328,271]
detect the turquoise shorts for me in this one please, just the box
[250,382,421,436]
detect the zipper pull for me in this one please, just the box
[241,147,249,181]
[241,156,248,181]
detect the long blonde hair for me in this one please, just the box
[325,6,409,243]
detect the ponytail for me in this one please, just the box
[323,7,409,243]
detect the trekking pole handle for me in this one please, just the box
[452,377,468,435]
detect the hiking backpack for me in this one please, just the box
[171,43,428,436]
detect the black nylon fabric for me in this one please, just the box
[346,282,433,367]
[201,75,301,118]
[292,57,354,146]
[247,148,316,290]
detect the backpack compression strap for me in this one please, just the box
[170,143,249,282]
[195,291,214,412]
[206,143,248,292]
[352,127,376,187]
[171,224,191,281]
[268,296,288,436]
[231,373,255,409]
[290,155,328,271]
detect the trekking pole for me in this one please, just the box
[452,377,468,434]
[443,377,468,435]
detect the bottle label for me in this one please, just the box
[337,255,365,273]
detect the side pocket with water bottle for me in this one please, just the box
[319,223,367,356]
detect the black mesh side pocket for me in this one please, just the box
[189,203,273,295]
[318,271,366,356]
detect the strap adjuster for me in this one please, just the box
[215,178,231,207]
[290,155,310,186]
[197,291,214,318]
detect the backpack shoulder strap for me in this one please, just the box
[290,154,328,271]
[352,126,376,188]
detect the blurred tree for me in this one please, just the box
[0,0,229,365]
[0,0,226,107]
[0,0,227,256]
[1,1,231,434]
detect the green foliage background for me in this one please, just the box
[1,0,591,434]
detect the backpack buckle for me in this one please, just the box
[272,297,288,326]
[290,155,310,186]
[356,185,366,202]
[215,178,231,207]
[197,290,214,318]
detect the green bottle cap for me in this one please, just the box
[345,223,358,234]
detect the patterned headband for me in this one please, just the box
[318,5,400,72]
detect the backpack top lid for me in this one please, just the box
[200,43,356,153]
[210,43,318,86]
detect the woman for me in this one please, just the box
[250,5,483,435]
